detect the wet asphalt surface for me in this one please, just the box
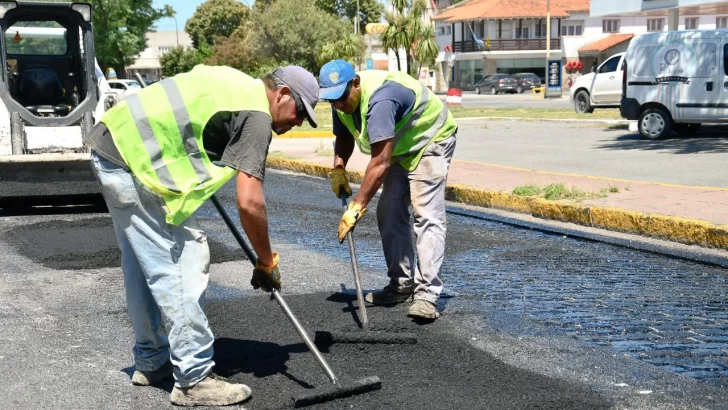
[1,170,728,409]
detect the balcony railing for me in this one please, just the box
[453,38,561,53]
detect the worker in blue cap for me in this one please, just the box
[318,60,458,321]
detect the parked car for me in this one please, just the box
[621,30,728,139]
[107,79,143,95]
[474,74,518,94]
[569,52,625,114]
[511,73,542,93]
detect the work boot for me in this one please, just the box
[364,286,413,305]
[131,361,173,386]
[407,299,441,320]
[170,374,252,407]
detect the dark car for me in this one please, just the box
[474,74,517,95]
[511,73,542,93]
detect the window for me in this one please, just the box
[647,18,664,32]
[717,16,728,29]
[599,55,621,74]
[5,21,68,55]
[158,46,172,55]
[437,25,452,36]
[685,17,698,30]
[516,26,529,39]
[535,22,547,37]
[561,20,583,36]
[603,19,620,33]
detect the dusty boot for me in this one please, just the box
[364,286,413,305]
[407,299,441,320]
[170,374,252,407]
[131,361,173,386]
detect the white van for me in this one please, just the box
[570,52,626,114]
[621,30,728,139]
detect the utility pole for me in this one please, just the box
[545,0,550,59]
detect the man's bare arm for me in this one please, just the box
[235,171,273,266]
[353,139,393,207]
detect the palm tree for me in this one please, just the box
[414,23,438,78]
[380,0,437,77]
[318,33,365,67]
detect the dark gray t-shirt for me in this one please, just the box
[84,110,272,180]
[332,80,416,144]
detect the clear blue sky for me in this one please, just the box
[152,0,386,31]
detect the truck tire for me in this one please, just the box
[638,108,672,140]
[574,90,593,114]
[673,123,701,135]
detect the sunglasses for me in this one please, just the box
[289,89,307,121]
[327,81,353,103]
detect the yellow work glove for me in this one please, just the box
[251,252,281,292]
[329,167,352,199]
[338,202,367,244]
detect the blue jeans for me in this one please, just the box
[90,151,214,388]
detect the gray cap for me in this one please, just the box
[273,66,319,128]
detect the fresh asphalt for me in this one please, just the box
[1,170,727,409]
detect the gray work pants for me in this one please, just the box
[376,135,456,303]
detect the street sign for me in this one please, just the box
[545,59,562,98]
[366,58,374,70]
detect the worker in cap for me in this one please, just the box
[319,60,457,321]
[84,64,319,406]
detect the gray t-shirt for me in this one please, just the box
[332,80,416,144]
[84,110,272,180]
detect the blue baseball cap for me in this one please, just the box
[319,60,356,101]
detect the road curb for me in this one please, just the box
[266,157,728,251]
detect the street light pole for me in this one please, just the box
[173,15,179,46]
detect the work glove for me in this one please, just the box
[251,252,281,292]
[329,168,352,199]
[338,202,367,244]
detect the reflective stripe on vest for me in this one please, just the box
[335,71,457,171]
[103,65,271,225]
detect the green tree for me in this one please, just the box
[248,0,353,72]
[315,0,384,34]
[318,33,366,66]
[159,46,204,76]
[413,23,438,75]
[91,0,174,76]
[185,0,250,49]
[203,26,255,71]
[380,0,437,77]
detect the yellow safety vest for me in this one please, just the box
[335,70,457,171]
[102,65,271,225]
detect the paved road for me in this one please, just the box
[1,171,727,409]
[438,92,575,109]
[454,118,728,187]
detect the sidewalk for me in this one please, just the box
[268,137,728,250]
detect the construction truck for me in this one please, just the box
[0,1,121,211]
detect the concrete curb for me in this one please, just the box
[266,157,728,251]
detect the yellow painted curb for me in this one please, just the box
[266,157,728,251]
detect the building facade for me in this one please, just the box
[126,31,192,82]
[432,0,728,90]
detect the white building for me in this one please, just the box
[431,0,728,90]
[127,31,192,82]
